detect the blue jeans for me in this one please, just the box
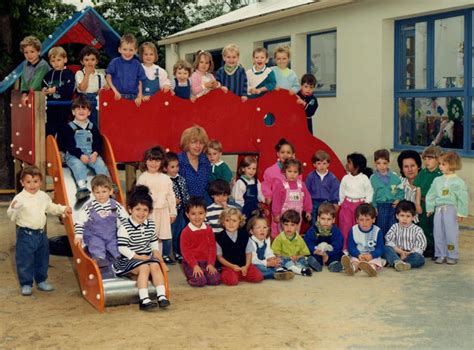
[384,246,425,268]
[280,256,316,269]
[255,264,276,279]
[16,227,50,286]
[64,153,109,188]
[171,209,187,255]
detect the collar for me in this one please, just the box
[128,217,149,229]
[252,65,267,74]
[212,160,224,166]
[225,230,238,238]
[357,225,374,233]
[20,189,40,197]
[282,232,297,241]
[119,56,134,64]
[73,119,90,129]
[224,64,239,74]
[250,236,266,245]
[316,170,328,179]
[316,223,332,236]
[188,222,207,231]
[26,59,41,67]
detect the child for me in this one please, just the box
[305,150,340,226]
[271,45,299,93]
[191,50,220,98]
[7,166,71,296]
[57,96,111,201]
[248,215,294,280]
[139,42,171,100]
[164,152,190,263]
[112,186,169,311]
[304,203,344,272]
[271,159,312,235]
[384,200,427,271]
[19,36,50,106]
[414,145,443,258]
[246,47,276,99]
[75,46,107,127]
[215,43,248,102]
[341,203,384,277]
[180,197,221,287]
[231,156,265,220]
[338,153,373,250]
[74,174,128,276]
[170,59,193,100]
[370,149,405,236]
[215,208,264,285]
[41,46,75,136]
[206,179,236,233]
[207,139,233,183]
[271,210,319,276]
[105,33,146,107]
[426,151,468,265]
[296,74,319,134]
[137,146,177,265]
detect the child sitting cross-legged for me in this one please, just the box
[384,200,427,271]
[216,208,264,286]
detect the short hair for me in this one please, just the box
[173,59,192,76]
[246,215,268,233]
[140,146,166,172]
[312,150,331,164]
[252,47,268,58]
[193,50,214,72]
[185,196,206,213]
[139,42,158,62]
[317,202,336,218]
[120,33,137,48]
[128,185,153,211]
[280,209,301,225]
[48,46,67,59]
[207,140,222,152]
[208,179,231,196]
[222,43,240,57]
[355,203,377,219]
[274,45,290,59]
[71,95,91,111]
[397,150,422,177]
[347,152,373,177]
[20,165,42,181]
[438,151,462,171]
[422,145,442,159]
[374,149,390,162]
[164,151,179,169]
[396,200,416,216]
[301,73,316,87]
[282,158,303,174]
[91,174,113,191]
[275,138,295,153]
[237,156,258,176]
[78,46,100,62]
[180,125,209,152]
[219,207,246,227]
[20,36,41,52]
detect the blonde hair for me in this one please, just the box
[139,42,158,62]
[253,47,268,58]
[193,50,214,72]
[274,45,291,59]
[180,125,209,152]
[20,36,41,52]
[173,59,192,76]
[438,151,462,171]
[219,207,246,228]
[48,46,67,59]
[222,43,240,57]
[120,33,137,48]
[422,145,442,159]
[208,140,222,152]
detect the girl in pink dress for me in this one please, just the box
[191,50,220,99]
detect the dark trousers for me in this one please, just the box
[15,227,50,286]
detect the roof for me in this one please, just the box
[159,0,355,45]
[0,6,121,94]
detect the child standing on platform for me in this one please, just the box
[180,197,221,287]
[139,42,171,100]
[338,153,373,250]
[112,186,169,311]
[246,47,276,99]
[170,59,193,100]
[7,166,71,296]
[296,74,318,134]
[271,45,299,93]
[426,151,468,265]
[370,149,404,236]
[215,43,248,101]
[191,50,220,98]
[216,208,263,286]
[207,140,233,183]
[137,146,177,265]
[305,150,340,226]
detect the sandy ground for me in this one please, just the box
[0,203,473,349]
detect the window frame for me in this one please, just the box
[263,37,291,67]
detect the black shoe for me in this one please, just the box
[139,298,158,311]
[163,256,175,265]
[301,267,312,276]
[174,254,183,263]
[157,296,170,308]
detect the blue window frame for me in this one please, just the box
[394,9,474,156]
[263,37,291,67]
[307,30,337,96]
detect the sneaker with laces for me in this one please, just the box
[446,258,458,265]
[21,285,32,296]
[301,267,312,276]
[359,261,377,277]
[341,255,355,276]
[435,257,446,264]
[394,260,411,271]
[37,281,55,291]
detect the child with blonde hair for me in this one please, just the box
[170,59,193,100]
[191,50,220,98]
[271,45,299,93]
[215,43,248,101]
[139,42,171,100]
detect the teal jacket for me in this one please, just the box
[370,170,404,207]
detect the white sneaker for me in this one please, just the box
[394,260,411,272]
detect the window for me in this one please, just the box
[307,31,337,96]
[395,9,474,155]
[263,37,291,67]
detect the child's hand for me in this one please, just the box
[193,265,204,277]
[457,216,464,222]
[21,93,29,106]
[113,90,121,100]
[241,96,247,102]
[84,66,94,76]
[305,212,312,222]
[11,200,21,209]
[41,87,48,96]
[89,152,98,164]
[231,264,241,272]
[64,206,73,216]
[103,83,110,90]
[142,95,150,102]
[190,96,197,103]
[296,97,305,105]
[248,87,258,95]
[221,86,228,93]
[313,248,323,256]
[399,251,409,260]
[266,258,278,267]
[426,212,433,217]
[273,215,280,223]
[288,90,296,96]
[322,254,329,263]
[170,216,176,224]
[392,200,400,207]
[206,264,217,275]
[162,85,171,93]
[80,154,90,164]
[134,95,142,107]
[416,205,423,214]
[136,254,149,261]
[291,255,298,262]
[240,265,248,276]
[74,237,82,246]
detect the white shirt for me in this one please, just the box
[231,177,265,207]
[142,64,170,87]
[339,173,373,204]
[75,69,105,93]
[250,236,275,267]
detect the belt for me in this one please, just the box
[18,227,45,234]
[345,197,365,203]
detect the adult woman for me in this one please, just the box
[396,150,422,221]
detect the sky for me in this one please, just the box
[63,0,96,10]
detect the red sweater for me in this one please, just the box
[180,223,217,268]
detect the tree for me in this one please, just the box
[188,0,248,27]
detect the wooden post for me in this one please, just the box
[34,91,46,189]
[125,163,137,193]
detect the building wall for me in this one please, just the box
[165,0,474,213]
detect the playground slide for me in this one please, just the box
[46,135,169,312]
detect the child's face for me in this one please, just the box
[277,144,294,163]
[50,55,67,70]
[317,213,335,230]
[72,106,91,122]
[146,159,161,174]
[187,139,205,157]
[396,211,414,227]
[357,214,375,231]
[175,68,190,82]
[92,185,113,204]
[165,160,179,177]
[81,54,98,69]
[142,47,156,65]
[207,148,221,164]
[212,193,229,207]
[186,206,206,227]
[300,83,315,96]
[118,42,137,61]
[438,160,452,175]
[223,50,239,67]
[282,221,298,237]
[375,158,389,174]
[285,165,299,182]
[23,45,40,65]
[314,159,329,173]
[346,159,356,174]
[197,56,211,73]
[20,174,42,194]
[129,203,150,224]
[223,214,240,233]
[423,156,438,171]
[243,163,257,178]
[253,51,268,69]
[251,219,268,241]
[275,52,290,69]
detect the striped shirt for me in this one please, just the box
[117,218,159,259]
[215,65,248,97]
[385,223,427,255]
[206,203,237,234]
